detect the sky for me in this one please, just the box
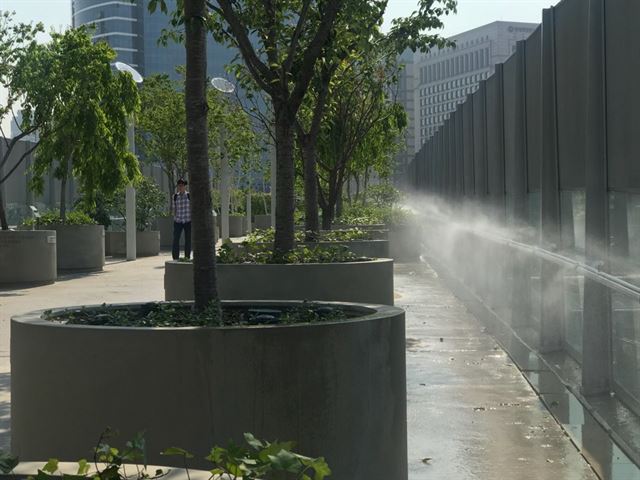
[3,0,559,39]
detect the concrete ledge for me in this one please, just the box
[165,258,395,305]
[105,231,160,257]
[11,300,407,479]
[0,230,57,285]
[37,225,104,272]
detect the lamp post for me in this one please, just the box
[211,77,235,240]
[114,62,143,261]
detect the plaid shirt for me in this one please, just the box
[174,192,191,223]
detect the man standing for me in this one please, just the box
[172,178,191,260]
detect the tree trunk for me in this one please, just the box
[185,0,219,312]
[298,133,320,241]
[322,170,338,230]
[336,186,344,219]
[354,174,361,204]
[59,152,72,222]
[0,185,7,230]
[273,101,296,255]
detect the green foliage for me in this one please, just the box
[75,191,113,229]
[218,241,365,265]
[22,210,96,227]
[0,450,19,474]
[246,227,375,244]
[365,183,402,206]
[339,204,411,226]
[46,302,347,328]
[24,27,140,205]
[107,177,166,231]
[206,432,331,480]
[136,74,187,186]
[251,192,271,215]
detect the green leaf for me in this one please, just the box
[76,459,90,476]
[0,451,19,474]
[42,459,59,474]
[161,447,194,459]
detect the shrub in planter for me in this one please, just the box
[22,210,104,272]
[12,301,406,479]
[1,431,331,480]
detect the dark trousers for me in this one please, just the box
[172,221,191,260]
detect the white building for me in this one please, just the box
[414,21,538,147]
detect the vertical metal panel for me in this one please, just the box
[462,100,475,196]
[525,26,542,193]
[503,46,529,225]
[582,0,611,396]
[539,7,564,353]
[606,0,640,191]
[486,67,506,212]
[473,82,488,198]
[555,0,588,189]
[455,109,465,197]
[442,120,451,198]
[448,115,457,199]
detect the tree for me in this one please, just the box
[183,0,219,311]
[136,73,187,209]
[26,27,140,222]
[150,0,343,254]
[315,52,407,228]
[0,11,44,229]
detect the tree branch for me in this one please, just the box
[0,141,39,185]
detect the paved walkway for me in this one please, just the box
[0,255,597,479]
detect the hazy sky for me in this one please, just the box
[3,0,558,39]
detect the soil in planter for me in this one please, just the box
[43,302,350,328]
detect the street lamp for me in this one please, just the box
[211,77,235,240]
[114,62,143,261]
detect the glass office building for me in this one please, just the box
[72,0,236,79]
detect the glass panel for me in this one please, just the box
[560,190,586,257]
[609,192,640,281]
[612,292,640,401]
[563,272,584,360]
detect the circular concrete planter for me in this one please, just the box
[0,230,57,286]
[253,214,271,230]
[165,258,394,305]
[105,231,160,257]
[12,301,407,479]
[36,225,104,272]
[228,215,246,237]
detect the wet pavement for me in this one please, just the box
[396,261,598,479]
[0,255,617,479]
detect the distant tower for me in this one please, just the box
[71,0,236,79]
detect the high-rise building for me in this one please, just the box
[414,21,537,147]
[392,49,416,184]
[71,0,236,79]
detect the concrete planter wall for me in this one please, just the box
[389,223,423,262]
[228,215,246,237]
[105,231,160,257]
[12,301,408,480]
[253,214,271,230]
[37,225,104,272]
[165,258,394,305]
[0,230,57,285]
